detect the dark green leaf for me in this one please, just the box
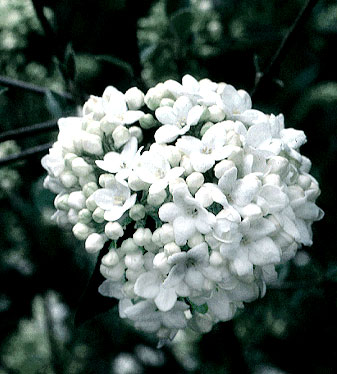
[44,90,62,118]
[64,43,76,82]
[166,0,190,16]
[96,55,134,77]
[169,8,194,41]
[0,86,8,96]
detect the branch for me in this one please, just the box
[0,75,74,101]
[251,0,320,99]
[0,142,52,167]
[0,119,58,142]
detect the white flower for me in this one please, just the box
[95,137,140,181]
[216,84,252,118]
[176,122,234,172]
[154,96,203,143]
[159,183,216,245]
[135,150,184,194]
[92,179,137,221]
[102,86,144,126]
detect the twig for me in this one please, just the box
[0,119,58,142]
[251,0,320,99]
[0,142,52,167]
[0,75,74,101]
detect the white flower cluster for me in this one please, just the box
[42,75,323,344]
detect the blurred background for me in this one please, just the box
[0,0,336,373]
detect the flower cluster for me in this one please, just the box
[42,75,323,344]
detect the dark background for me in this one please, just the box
[0,0,336,373]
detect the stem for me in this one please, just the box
[0,142,52,167]
[0,119,58,142]
[251,0,320,99]
[0,75,73,101]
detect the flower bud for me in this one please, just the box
[160,224,175,245]
[92,207,105,223]
[68,191,86,210]
[128,171,149,191]
[121,238,138,253]
[129,204,146,221]
[67,208,78,224]
[263,174,282,186]
[73,222,91,240]
[83,182,98,198]
[186,172,204,194]
[208,105,225,122]
[100,116,118,135]
[125,87,144,110]
[200,122,213,137]
[133,228,152,246]
[160,98,175,107]
[85,120,102,136]
[139,113,157,129]
[78,173,96,187]
[214,160,235,178]
[100,262,124,281]
[187,233,204,248]
[86,195,97,211]
[71,157,93,177]
[78,208,92,224]
[102,250,119,267]
[153,252,170,274]
[81,132,103,155]
[209,251,223,266]
[125,253,144,271]
[85,233,105,253]
[129,126,143,143]
[152,228,163,247]
[169,178,186,194]
[144,84,168,110]
[112,126,130,148]
[64,153,77,169]
[164,242,181,257]
[267,156,289,177]
[180,155,194,176]
[297,174,311,190]
[99,173,116,188]
[166,145,181,167]
[147,189,166,206]
[126,268,144,282]
[105,222,124,240]
[60,170,78,188]
[123,281,136,298]
[83,95,104,118]
[54,194,69,211]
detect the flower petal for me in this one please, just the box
[159,202,181,222]
[155,106,177,126]
[154,287,177,312]
[134,271,160,299]
[154,125,181,144]
[123,110,144,124]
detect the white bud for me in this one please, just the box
[105,222,124,240]
[123,281,136,298]
[81,132,103,155]
[60,170,78,188]
[100,262,124,281]
[133,228,152,246]
[268,156,289,177]
[160,98,174,107]
[100,116,119,135]
[143,241,160,253]
[297,174,311,190]
[186,172,204,194]
[263,173,282,186]
[139,113,157,129]
[143,252,155,270]
[200,122,213,137]
[160,224,175,245]
[152,228,163,247]
[126,268,144,282]
[68,191,86,210]
[85,233,105,253]
[214,159,235,178]
[129,204,146,221]
[86,195,97,211]
[125,252,144,271]
[78,173,96,187]
[121,238,138,253]
[92,207,105,223]
[128,171,149,191]
[83,182,98,198]
[64,153,77,168]
[166,145,181,167]
[129,126,143,143]
[73,222,91,240]
[180,155,194,176]
[125,87,144,110]
[85,120,102,136]
[54,194,69,211]
[164,242,181,257]
[144,84,167,110]
[112,125,130,148]
[153,252,170,274]
[209,251,223,266]
[67,208,78,225]
[71,157,93,177]
[208,105,225,122]
[78,208,92,224]
[187,233,205,248]
[83,95,104,118]
[102,250,119,267]
[147,189,166,206]
[169,178,186,194]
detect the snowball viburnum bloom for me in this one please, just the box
[159,184,216,245]
[155,96,203,144]
[135,150,184,194]
[95,136,140,181]
[103,86,144,126]
[92,179,136,221]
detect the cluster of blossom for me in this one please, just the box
[42,75,323,344]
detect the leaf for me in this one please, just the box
[188,299,208,314]
[96,55,134,77]
[64,43,76,82]
[74,241,117,327]
[45,90,62,118]
[169,8,194,42]
[166,0,190,16]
